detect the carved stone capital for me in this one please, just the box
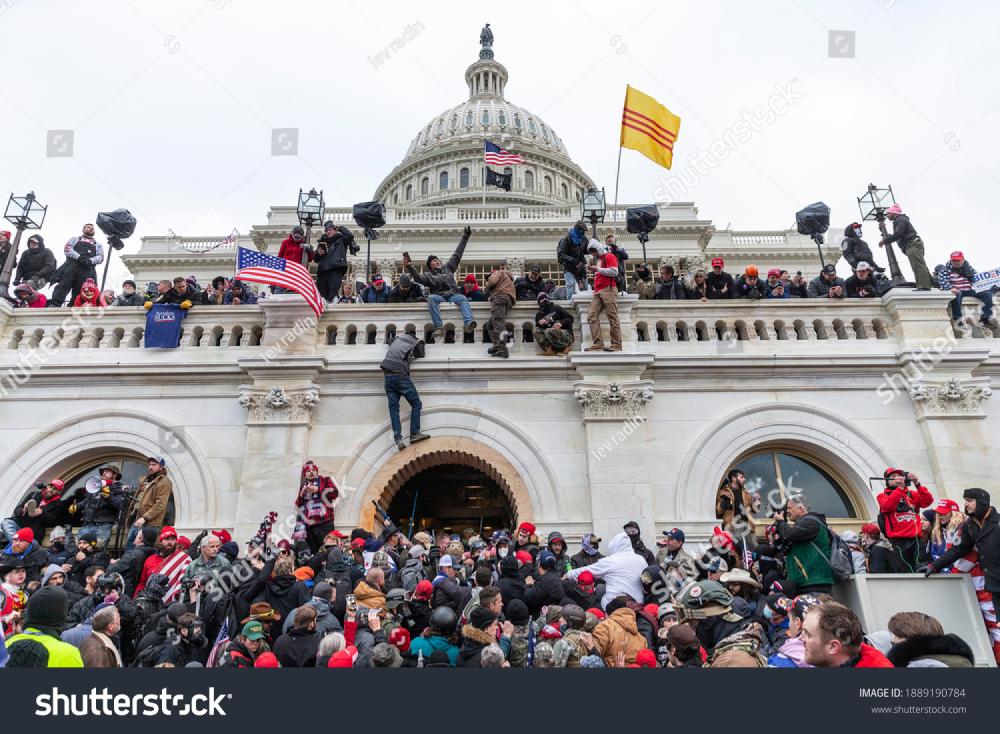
[375,256,398,282]
[573,380,654,421]
[505,256,526,278]
[908,377,992,419]
[239,384,320,425]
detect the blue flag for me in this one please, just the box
[144,304,188,349]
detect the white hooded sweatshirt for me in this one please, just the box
[564,532,647,608]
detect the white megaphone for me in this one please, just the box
[85,476,104,495]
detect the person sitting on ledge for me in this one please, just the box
[807,264,845,299]
[360,274,391,304]
[938,250,997,328]
[534,292,574,356]
[389,273,424,303]
[223,279,257,305]
[461,274,486,302]
[403,225,477,340]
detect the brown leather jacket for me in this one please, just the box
[135,471,172,526]
[715,483,756,531]
[485,269,516,302]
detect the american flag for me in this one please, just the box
[484,140,524,165]
[235,246,324,317]
[219,228,238,247]
[159,550,193,603]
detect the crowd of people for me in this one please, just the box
[6,207,996,338]
[2,458,996,670]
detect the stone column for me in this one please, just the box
[572,292,640,350]
[571,354,656,545]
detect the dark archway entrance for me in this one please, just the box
[386,464,515,539]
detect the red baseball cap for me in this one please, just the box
[635,648,658,668]
[934,498,960,515]
[860,523,880,537]
[578,570,595,586]
[389,626,411,653]
[586,607,606,620]
[711,258,724,268]
[14,528,34,543]
[351,538,366,550]
[328,650,353,668]
[767,267,782,277]
[254,652,280,668]
[177,536,192,549]
[950,251,964,261]
[413,579,434,601]
[517,521,536,535]
[515,550,533,564]
[325,530,347,540]
[50,479,65,491]
[159,526,178,540]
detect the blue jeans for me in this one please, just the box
[564,270,588,295]
[79,523,113,547]
[427,293,473,328]
[950,289,994,321]
[384,374,422,440]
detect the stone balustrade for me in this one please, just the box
[0,292,995,356]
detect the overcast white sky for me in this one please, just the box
[3,0,999,287]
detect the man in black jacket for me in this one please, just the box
[840,223,883,273]
[523,550,565,616]
[926,488,999,609]
[514,265,546,301]
[107,526,158,598]
[2,480,69,543]
[388,273,425,303]
[654,264,685,300]
[14,234,57,290]
[403,226,476,338]
[534,292,574,355]
[880,204,932,290]
[706,258,735,299]
[557,222,590,296]
[314,221,359,302]
[113,280,146,307]
[49,223,105,307]
[380,333,429,451]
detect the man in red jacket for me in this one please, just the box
[802,601,893,668]
[877,468,934,573]
[295,461,339,553]
[275,226,314,294]
[584,240,622,352]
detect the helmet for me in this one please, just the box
[560,604,587,630]
[745,265,759,277]
[385,587,408,609]
[96,572,125,595]
[674,580,733,620]
[429,606,458,634]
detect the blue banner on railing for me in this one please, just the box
[144,304,188,348]
[973,267,1000,293]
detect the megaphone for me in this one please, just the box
[85,476,104,495]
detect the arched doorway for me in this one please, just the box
[386,464,515,538]
[358,436,535,532]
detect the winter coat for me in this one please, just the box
[1,539,50,582]
[765,280,790,299]
[628,276,655,299]
[768,635,810,668]
[352,580,386,610]
[80,631,121,668]
[63,236,104,270]
[360,284,390,303]
[888,634,974,668]
[281,598,342,637]
[242,560,311,621]
[496,556,526,612]
[523,569,565,616]
[405,232,470,297]
[591,607,647,666]
[430,574,471,614]
[76,490,124,526]
[5,628,84,667]
[108,544,156,598]
[735,276,767,299]
[486,269,517,302]
[882,214,919,252]
[934,506,999,592]
[535,301,574,331]
[15,244,57,284]
[844,273,880,298]
[114,291,146,307]
[807,274,846,298]
[219,638,257,668]
[513,274,544,302]
[706,271,735,299]
[314,226,358,271]
[556,229,588,278]
[12,490,69,541]
[272,626,320,667]
[844,644,894,668]
[653,276,685,300]
[409,632,459,666]
[563,533,647,608]
[277,236,313,266]
[456,624,510,668]
[840,225,875,269]
[379,333,424,376]
[222,284,257,305]
[877,485,934,539]
[388,283,424,303]
[295,475,339,527]
[777,512,834,588]
[134,471,172,527]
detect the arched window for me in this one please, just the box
[460,168,470,188]
[498,111,507,126]
[450,115,458,130]
[726,450,858,519]
[481,109,491,126]
[435,119,444,135]
[514,114,523,130]
[544,175,553,193]
[405,184,413,201]
[420,177,429,196]
[560,183,568,199]
[439,170,449,191]
[524,170,534,190]
[528,118,537,134]
[57,454,176,528]
[542,125,551,142]
[465,111,474,127]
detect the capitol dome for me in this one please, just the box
[374,25,596,208]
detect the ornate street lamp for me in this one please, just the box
[581,187,606,240]
[296,188,325,244]
[1,191,48,300]
[858,183,906,286]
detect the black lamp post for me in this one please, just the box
[581,187,606,241]
[857,183,907,286]
[1,191,48,301]
[296,188,324,265]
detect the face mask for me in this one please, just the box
[763,606,774,620]
[498,547,509,559]
[853,227,862,237]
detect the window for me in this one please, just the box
[561,183,568,199]
[514,114,523,130]
[481,109,491,125]
[524,171,534,190]
[52,454,176,527]
[728,450,858,519]
[544,175,553,193]
[450,115,458,130]
[465,111,474,127]
[435,119,444,135]
[498,111,507,126]
[393,193,398,204]
[439,170,449,190]
[405,184,413,201]
[460,168,470,188]
[542,125,551,142]
[421,177,429,196]
[528,118,537,134]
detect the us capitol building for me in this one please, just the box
[1,31,996,548]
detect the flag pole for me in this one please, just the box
[612,144,623,240]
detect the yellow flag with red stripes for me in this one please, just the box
[620,85,681,170]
